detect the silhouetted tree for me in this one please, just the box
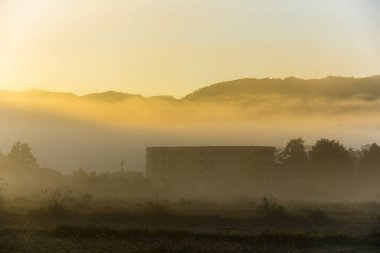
[360,143,380,168]
[347,148,361,169]
[279,138,308,167]
[7,142,38,169]
[309,139,350,171]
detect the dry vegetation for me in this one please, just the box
[1,194,380,252]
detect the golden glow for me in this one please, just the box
[0,0,379,96]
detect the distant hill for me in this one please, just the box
[82,91,143,102]
[18,89,78,100]
[147,96,178,102]
[1,76,380,103]
[183,76,380,101]
[0,90,177,103]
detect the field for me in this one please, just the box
[1,198,380,252]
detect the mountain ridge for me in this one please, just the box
[1,75,380,102]
[184,75,380,100]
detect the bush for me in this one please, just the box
[38,188,72,216]
[136,199,171,215]
[301,208,330,223]
[67,193,94,210]
[257,197,287,219]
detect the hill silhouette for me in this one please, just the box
[82,91,143,102]
[184,76,380,101]
[2,76,380,103]
[0,90,178,103]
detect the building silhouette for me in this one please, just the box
[146,146,275,192]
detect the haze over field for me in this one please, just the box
[2,1,380,252]
[1,76,380,173]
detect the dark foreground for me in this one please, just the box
[1,200,380,252]
[1,226,380,253]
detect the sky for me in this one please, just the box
[0,0,379,97]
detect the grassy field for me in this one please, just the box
[1,199,380,252]
[1,226,379,253]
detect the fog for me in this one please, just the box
[1,88,380,173]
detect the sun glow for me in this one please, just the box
[0,0,379,96]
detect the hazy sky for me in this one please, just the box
[0,0,379,97]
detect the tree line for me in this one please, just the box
[1,139,380,175]
[278,138,380,173]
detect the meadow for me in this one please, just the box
[1,196,380,253]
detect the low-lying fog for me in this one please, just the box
[1,88,380,173]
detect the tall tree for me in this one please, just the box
[360,143,380,168]
[279,138,308,167]
[309,139,350,171]
[7,142,38,169]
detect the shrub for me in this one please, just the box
[136,199,171,215]
[68,193,94,210]
[300,208,330,224]
[38,188,72,216]
[257,197,287,219]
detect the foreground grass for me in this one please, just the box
[1,199,380,252]
[0,225,379,253]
